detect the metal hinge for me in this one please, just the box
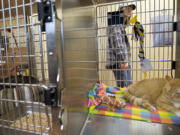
[172,61,176,70]
[44,87,58,106]
[173,22,180,31]
[37,0,52,31]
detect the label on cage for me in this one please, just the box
[151,14,173,47]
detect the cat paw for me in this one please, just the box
[149,106,156,112]
[175,111,180,117]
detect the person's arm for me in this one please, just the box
[121,63,129,69]
[116,38,129,69]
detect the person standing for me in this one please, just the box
[106,4,136,87]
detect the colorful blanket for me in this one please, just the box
[88,83,180,125]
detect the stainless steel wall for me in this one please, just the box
[176,0,180,78]
[61,0,97,134]
[62,0,126,8]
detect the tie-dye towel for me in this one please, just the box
[88,83,180,125]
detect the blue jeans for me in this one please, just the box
[113,65,132,88]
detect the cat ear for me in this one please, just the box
[165,75,172,81]
[164,76,172,92]
[164,82,171,93]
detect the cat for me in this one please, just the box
[124,76,180,116]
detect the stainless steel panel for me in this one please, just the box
[45,1,62,135]
[63,0,142,8]
[82,114,180,135]
[61,1,97,134]
[176,0,180,78]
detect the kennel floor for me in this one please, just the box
[0,105,52,135]
[82,114,180,135]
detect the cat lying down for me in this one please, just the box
[124,76,180,117]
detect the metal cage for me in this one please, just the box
[61,0,179,135]
[0,0,179,135]
[0,0,62,135]
[96,0,176,86]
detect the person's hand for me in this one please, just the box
[121,63,129,69]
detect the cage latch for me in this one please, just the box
[37,0,52,31]
[44,87,58,106]
[172,61,176,70]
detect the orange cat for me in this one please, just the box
[124,76,180,116]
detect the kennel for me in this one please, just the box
[0,0,62,135]
[61,0,180,135]
[0,0,180,135]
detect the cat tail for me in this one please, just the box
[124,89,156,112]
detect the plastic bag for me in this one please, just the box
[140,58,152,73]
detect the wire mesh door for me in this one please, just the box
[0,0,61,135]
[96,0,176,87]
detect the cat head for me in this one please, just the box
[164,76,180,102]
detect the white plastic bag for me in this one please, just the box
[140,58,152,73]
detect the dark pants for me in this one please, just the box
[113,65,132,88]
